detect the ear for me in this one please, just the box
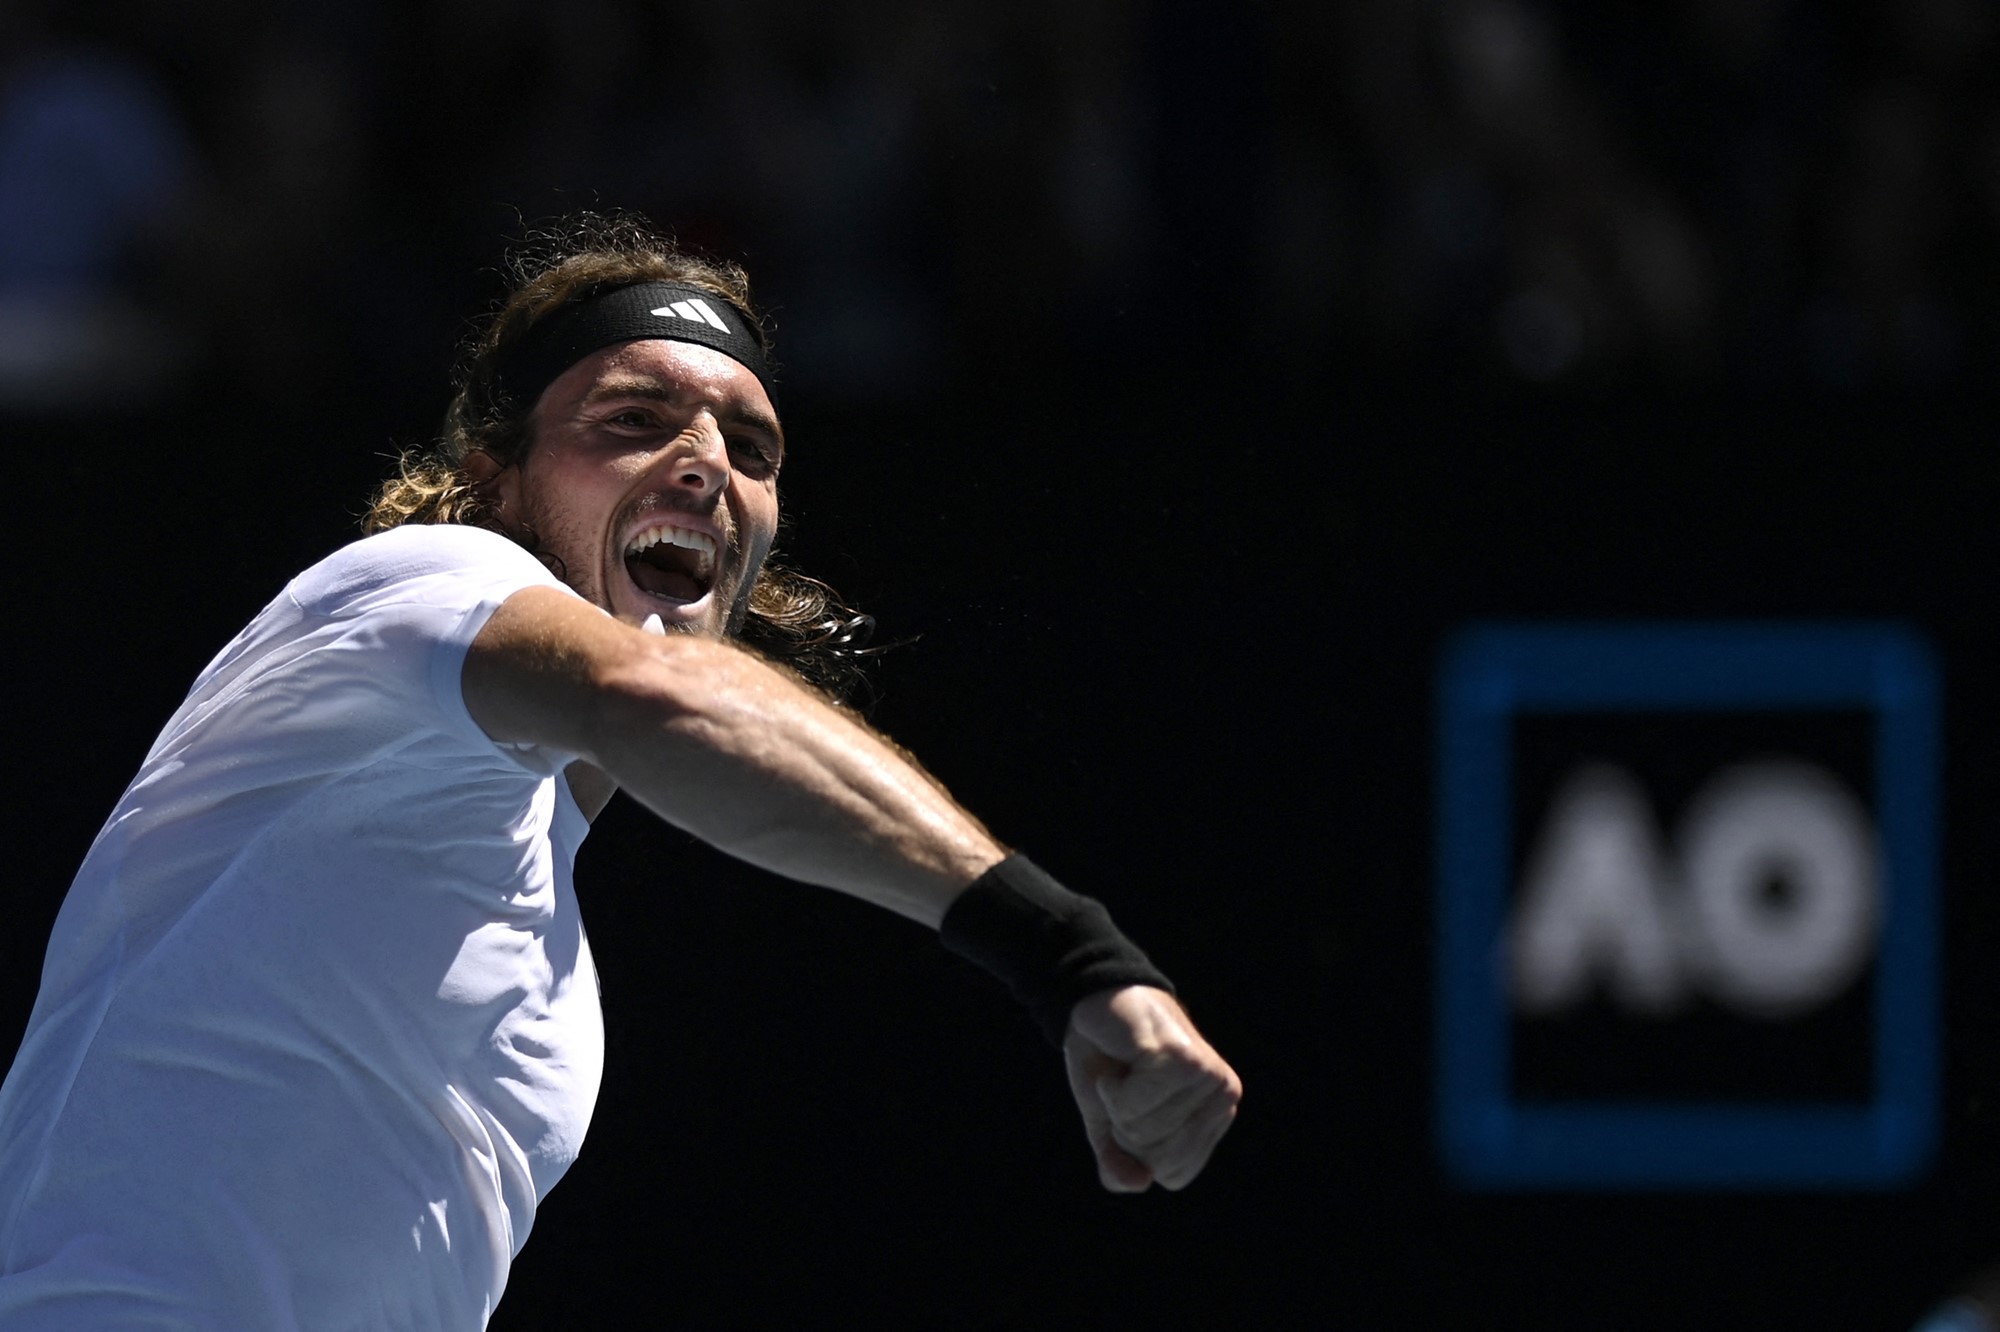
[463,447,520,519]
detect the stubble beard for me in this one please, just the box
[510,485,768,640]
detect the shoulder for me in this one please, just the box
[288,525,571,618]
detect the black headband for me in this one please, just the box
[494,281,774,411]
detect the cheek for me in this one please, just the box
[522,456,628,529]
[737,486,781,554]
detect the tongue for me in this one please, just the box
[626,556,703,602]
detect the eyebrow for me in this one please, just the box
[583,374,785,448]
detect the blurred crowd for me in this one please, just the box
[0,0,1993,420]
[1284,0,1998,391]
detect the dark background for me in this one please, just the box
[3,0,1998,1327]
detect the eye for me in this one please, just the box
[605,408,658,430]
[729,437,781,478]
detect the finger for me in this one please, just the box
[1106,1064,1241,1187]
[1096,1056,1216,1128]
[1112,1088,1232,1160]
[1094,1135,1154,1193]
[1143,1093,1240,1191]
[1067,1048,1152,1193]
[1080,1077,1153,1192]
[1101,1069,1225,1153]
[1109,1077,1238,1169]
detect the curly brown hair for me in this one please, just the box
[364,212,881,700]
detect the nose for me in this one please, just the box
[662,411,729,496]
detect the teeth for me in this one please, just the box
[624,525,717,573]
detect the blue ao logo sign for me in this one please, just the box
[1435,624,1939,1189]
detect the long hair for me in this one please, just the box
[364,212,882,701]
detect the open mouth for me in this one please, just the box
[623,524,717,603]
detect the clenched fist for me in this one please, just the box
[1063,986,1242,1192]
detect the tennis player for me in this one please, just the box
[0,215,1240,1328]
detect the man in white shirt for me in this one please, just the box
[0,215,1240,1329]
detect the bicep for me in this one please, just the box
[461,585,635,755]
[464,586,765,762]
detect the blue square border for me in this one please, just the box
[1435,622,1941,1189]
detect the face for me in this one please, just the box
[478,338,783,636]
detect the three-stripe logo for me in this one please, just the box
[650,298,731,333]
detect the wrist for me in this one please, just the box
[937,854,1175,1046]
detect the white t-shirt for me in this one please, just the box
[0,524,607,1330]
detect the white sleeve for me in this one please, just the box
[267,524,591,772]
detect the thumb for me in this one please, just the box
[1069,1050,1151,1192]
[1090,1109,1154,1192]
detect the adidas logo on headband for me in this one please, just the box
[496,280,776,408]
[649,298,732,334]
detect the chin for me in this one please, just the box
[617,586,740,639]
[628,598,709,629]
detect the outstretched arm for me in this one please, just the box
[463,584,1240,1187]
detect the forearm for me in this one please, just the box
[463,586,1003,925]
[589,637,1005,925]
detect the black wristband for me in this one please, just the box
[938,854,1175,1047]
